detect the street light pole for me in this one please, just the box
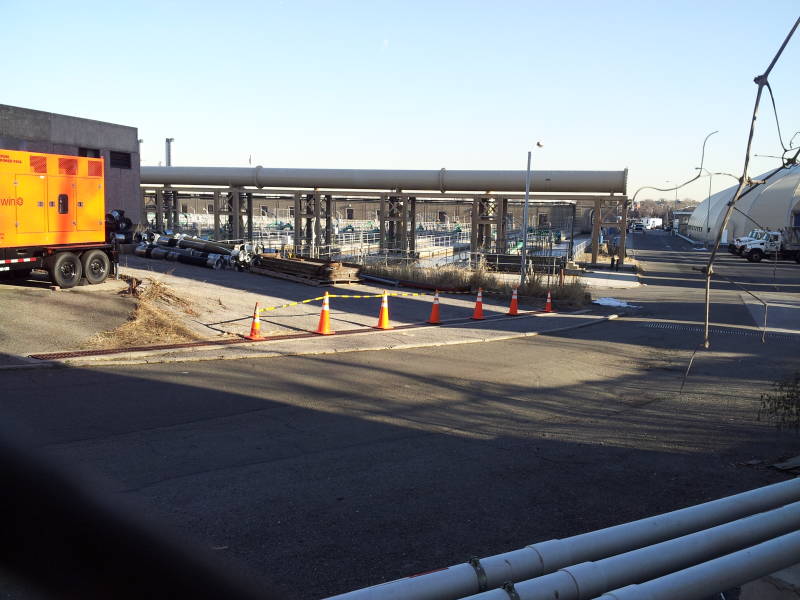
[706,173,713,248]
[520,151,532,286]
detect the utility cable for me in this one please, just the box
[701,15,799,350]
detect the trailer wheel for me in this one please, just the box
[48,252,82,289]
[81,250,110,284]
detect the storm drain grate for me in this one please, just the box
[641,322,797,340]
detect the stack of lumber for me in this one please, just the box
[251,255,361,286]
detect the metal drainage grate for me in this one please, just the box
[640,322,797,340]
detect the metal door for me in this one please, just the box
[47,176,76,233]
[15,174,47,234]
[77,178,104,232]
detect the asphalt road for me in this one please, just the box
[1,231,799,599]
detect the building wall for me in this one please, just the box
[0,104,141,223]
[688,166,800,243]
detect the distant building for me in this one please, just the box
[0,104,141,223]
[688,165,800,244]
[673,210,694,236]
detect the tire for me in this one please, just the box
[48,252,82,289]
[749,250,764,263]
[81,249,110,284]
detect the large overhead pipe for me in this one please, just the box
[140,166,628,194]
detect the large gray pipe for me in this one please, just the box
[140,166,627,194]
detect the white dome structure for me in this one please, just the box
[688,165,800,244]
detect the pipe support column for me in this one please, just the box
[231,187,242,240]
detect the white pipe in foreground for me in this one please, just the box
[460,500,800,600]
[598,530,800,600]
[324,478,800,600]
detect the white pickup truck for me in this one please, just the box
[730,229,767,255]
[742,229,800,263]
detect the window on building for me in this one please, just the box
[538,213,549,226]
[109,151,132,169]
[181,204,188,213]
[346,207,354,220]
[207,203,214,214]
[438,211,448,223]
[58,194,69,214]
[78,147,101,158]
[261,206,270,217]
[289,206,295,218]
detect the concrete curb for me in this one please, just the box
[0,360,61,372]
[31,313,619,369]
[674,232,701,245]
[1,311,619,370]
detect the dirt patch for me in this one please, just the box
[84,277,205,349]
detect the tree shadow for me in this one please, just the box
[1,344,797,598]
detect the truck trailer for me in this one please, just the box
[0,149,116,288]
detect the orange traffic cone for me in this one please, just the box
[507,288,519,315]
[427,290,441,324]
[374,291,392,330]
[544,290,553,313]
[472,288,485,320]
[315,291,334,335]
[246,302,265,340]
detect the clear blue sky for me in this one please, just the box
[5,1,799,201]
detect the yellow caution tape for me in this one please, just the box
[255,287,517,315]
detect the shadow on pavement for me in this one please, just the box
[1,348,796,599]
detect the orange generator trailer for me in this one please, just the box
[0,148,117,288]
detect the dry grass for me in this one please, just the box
[362,263,588,308]
[85,277,204,349]
[580,247,640,270]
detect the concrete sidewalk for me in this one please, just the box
[580,269,640,289]
[20,309,619,368]
[1,254,621,369]
[740,292,800,333]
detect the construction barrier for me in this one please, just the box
[246,303,264,340]
[204,287,560,339]
[316,292,333,335]
[427,291,441,324]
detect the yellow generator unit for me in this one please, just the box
[0,149,115,288]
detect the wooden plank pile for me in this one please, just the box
[251,255,361,286]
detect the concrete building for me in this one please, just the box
[688,165,800,244]
[673,210,694,236]
[0,104,141,223]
